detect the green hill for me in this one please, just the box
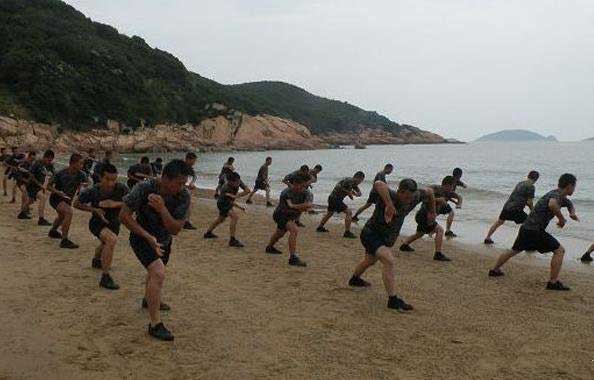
[0,0,432,138]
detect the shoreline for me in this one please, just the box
[1,189,593,378]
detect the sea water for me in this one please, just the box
[116,141,593,261]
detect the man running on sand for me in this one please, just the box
[283,165,311,226]
[265,171,313,267]
[215,157,235,198]
[488,173,579,291]
[20,150,55,226]
[353,163,394,222]
[15,151,36,219]
[348,179,436,311]
[204,172,250,247]
[441,167,466,238]
[48,153,90,249]
[75,163,129,290]
[5,147,25,203]
[246,156,273,207]
[92,151,113,185]
[484,170,539,245]
[127,156,154,189]
[316,171,365,238]
[399,176,461,262]
[120,159,193,341]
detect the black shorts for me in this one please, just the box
[512,227,560,254]
[415,210,437,234]
[360,226,394,256]
[327,196,347,213]
[130,233,172,268]
[89,220,120,239]
[273,211,297,231]
[499,209,528,224]
[366,191,379,205]
[217,201,232,217]
[49,193,71,210]
[438,203,453,215]
[254,179,268,191]
[25,187,39,202]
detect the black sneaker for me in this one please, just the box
[343,231,356,239]
[60,239,79,249]
[348,276,371,287]
[183,221,197,230]
[433,252,451,262]
[48,229,62,239]
[148,322,174,341]
[17,211,31,220]
[265,246,282,255]
[445,230,457,238]
[488,268,504,277]
[352,216,360,222]
[229,238,244,248]
[400,244,415,252]
[580,252,593,262]
[296,221,306,228]
[38,218,52,226]
[203,231,218,239]
[142,298,171,311]
[546,281,570,291]
[316,226,329,233]
[266,202,273,207]
[484,238,495,245]
[246,199,253,204]
[387,296,413,311]
[99,274,120,290]
[92,257,102,269]
[288,255,307,267]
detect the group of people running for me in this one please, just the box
[1,145,592,342]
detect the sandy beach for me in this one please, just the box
[0,189,593,379]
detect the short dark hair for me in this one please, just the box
[43,149,55,159]
[314,164,322,171]
[100,163,118,177]
[186,152,197,160]
[558,173,576,189]
[292,172,311,184]
[70,153,83,164]
[300,165,310,172]
[227,171,241,182]
[266,156,272,161]
[354,171,365,179]
[528,170,539,181]
[227,157,235,163]
[156,157,163,163]
[385,163,394,170]
[453,168,463,177]
[140,156,150,164]
[162,159,194,179]
[442,175,456,186]
[398,178,418,193]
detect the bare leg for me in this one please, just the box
[99,228,118,275]
[352,254,377,278]
[492,249,521,270]
[317,211,333,228]
[549,246,565,282]
[11,181,17,202]
[377,247,396,296]
[402,231,424,246]
[446,210,455,232]
[229,209,239,238]
[434,224,444,252]
[246,190,256,202]
[37,192,47,219]
[57,203,73,239]
[587,243,594,254]
[344,208,353,233]
[286,221,298,255]
[265,187,271,204]
[267,229,286,248]
[146,260,166,325]
[485,219,505,240]
[206,215,226,233]
[353,202,372,219]
[1,174,7,195]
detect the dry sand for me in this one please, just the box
[0,189,593,379]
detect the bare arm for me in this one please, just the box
[526,198,534,211]
[287,199,313,212]
[374,181,396,222]
[549,198,567,227]
[424,188,437,215]
[149,194,185,235]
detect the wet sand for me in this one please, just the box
[0,189,593,379]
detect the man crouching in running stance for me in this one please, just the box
[120,159,192,341]
[348,179,435,311]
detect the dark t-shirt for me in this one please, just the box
[275,187,313,219]
[217,181,248,210]
[123,179,191,244]
[365,188,428,242]
[27,160,55,193]
[453,179,466,192]
[219,164,234,182]
[78,183,129,227]
[330,178,361,200]
[151,162,163,176]
[522,189,573,231]
[367,171,388,197]
[83,157,95,175]
[256,164,269,182]
[51,168,88,198]
[503,180,535,212]
[128,163,153,186]
[15,160,33,183]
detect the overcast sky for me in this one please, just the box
[65,0,594,141]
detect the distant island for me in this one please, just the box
[585,137,594,141]
[476,129,557,142]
